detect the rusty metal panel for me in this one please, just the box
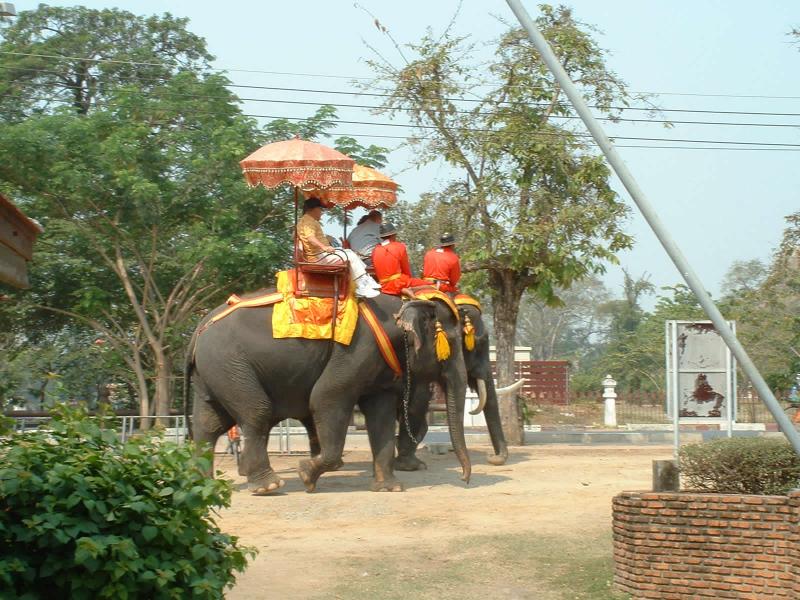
[0,243,29,288]
[666,320,736,420]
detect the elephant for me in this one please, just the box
[395,300,510,470]
[184,292,470,494]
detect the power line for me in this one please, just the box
[2,49,799,101]
[9,86,800,148]
[14,83,800,129]
[4,60,800,120]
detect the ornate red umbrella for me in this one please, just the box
[303,164,398,210]
[239,136,355,191]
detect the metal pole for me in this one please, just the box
[505,0,800,455]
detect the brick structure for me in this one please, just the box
[613,491,800,598]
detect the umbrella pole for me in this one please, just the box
[294,186,299,289]
[343,208,348,246]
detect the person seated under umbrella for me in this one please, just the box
[346,209,382,267]
[297,197,381,298]
[371,222,428,296]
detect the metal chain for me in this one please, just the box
[402,331,417,445]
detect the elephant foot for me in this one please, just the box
[297,457,345,492]
[371,478,404,492]
[487,452,508,466]
[394,454,428,471]
[249,471,285,495]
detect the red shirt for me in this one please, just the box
[422,247,461,293]
[372,240,427,295]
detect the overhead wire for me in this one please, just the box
[2,49,800,100]
[3,61,800,118]
[2,56,799,150]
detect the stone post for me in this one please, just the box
[603,374,617,427]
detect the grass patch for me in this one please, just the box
[321,530,629,600]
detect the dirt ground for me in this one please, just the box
[217,443,673,600]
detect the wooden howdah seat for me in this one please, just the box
[293,240,349,300]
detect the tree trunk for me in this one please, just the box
[131,348,152,430]
[153,346,172,428]
[490,270,526,446]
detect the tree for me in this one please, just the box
[0,7,392,418]
[719,259,767,298]
[366,6,635,442]
[724,213,800,391]
[601,284,705,391]
[0,6,291,421]
[0,5,212,120]
[515,275,610,362]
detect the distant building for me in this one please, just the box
[489,346,571,404]
[0,193,42,289]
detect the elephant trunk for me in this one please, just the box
[445,369,471,484]
[469,378,488,415]
[483,376,509,466]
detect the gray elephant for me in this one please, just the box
[184,293,470,494]
[395,300,509,470]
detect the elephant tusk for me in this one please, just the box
[495,379,525,398]
[470,379,488,415]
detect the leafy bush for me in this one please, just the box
[0,405,254,599]
[679,437,800,495]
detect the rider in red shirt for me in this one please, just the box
[422,232,461,293]
[371,222,427,295]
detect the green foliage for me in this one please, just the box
[0,5,213,120]
[366,6,637,410]
[0,405,254,598]
[679,437,800,495]
[595,284,706,391]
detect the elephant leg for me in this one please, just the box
[300,415,322,457]
[240,419,285,495]
[361,391,404,491]
[191,379,234,477]
[297,383,353,492]
[395,384,430,472]
[482,378,509,466]
[218,378,283,495]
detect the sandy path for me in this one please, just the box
[217,444,671,599]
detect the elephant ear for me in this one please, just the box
[395,300,436,355]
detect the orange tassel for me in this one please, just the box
[434,320,450,361]
[463,315,475,351]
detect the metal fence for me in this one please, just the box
[5,413,309,455]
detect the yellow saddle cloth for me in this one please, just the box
[271,270,359,345]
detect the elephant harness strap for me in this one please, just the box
[452,293,482,313]
[358,302,402,377]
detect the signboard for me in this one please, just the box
[666,320,737,421]
[667,320,737,459]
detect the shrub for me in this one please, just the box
[679,437,800,495]
[0,405,254,599]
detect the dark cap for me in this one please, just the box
[438,232,456,247]
[379,222,398,238]
[303,197,324,212]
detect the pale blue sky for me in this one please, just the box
[21,1,800,305]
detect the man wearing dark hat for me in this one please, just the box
[371,222,427,296]
[297,197,380,298]
[422,232,461,293]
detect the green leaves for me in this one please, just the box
[680,437,800,495]
[0,405,255,598]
